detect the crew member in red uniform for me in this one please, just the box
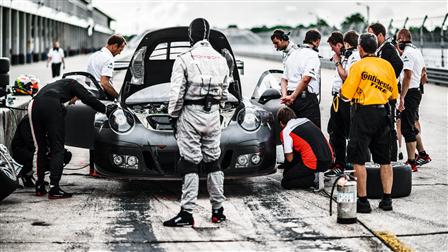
[278,107,333,190]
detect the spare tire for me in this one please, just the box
[0,57,10,74]
[0,73,10,88]
[366,162,412,199]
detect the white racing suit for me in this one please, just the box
[168,39,230,213]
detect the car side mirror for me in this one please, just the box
[259,88,281,105]
[236,60,244,75]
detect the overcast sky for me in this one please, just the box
[91,0,448,35]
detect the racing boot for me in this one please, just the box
[211,207,226,223]
[163,209,194,227]
[35,183,47,196]
[48,185,73,199]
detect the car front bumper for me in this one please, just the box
[92,121,276,179]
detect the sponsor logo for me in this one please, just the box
[192,55,221,60]
[361,71,393,94]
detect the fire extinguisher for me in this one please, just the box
[329,174,357,224]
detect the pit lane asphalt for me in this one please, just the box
[0,55,446,251]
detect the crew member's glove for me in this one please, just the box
[170,117,178,136]
[105,103,118,117]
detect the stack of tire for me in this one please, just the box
[0,58,21,202]
[0,144,22,201]
[0,57,10,97]
[366,162,412,198]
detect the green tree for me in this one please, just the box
[250,25,269,33]
[341,13,365,31]
[316,18,330,28]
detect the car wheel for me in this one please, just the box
[0,145,21,201]
[366,162,412,199]
[0,169,20,201]
[0,57,10,74]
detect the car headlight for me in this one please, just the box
[237,107,261,131]
[130,47,146,85]
[112,154,123,166]
[109,108,135,134]
[127,156,138,166]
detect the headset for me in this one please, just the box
[341,47,354,58]
[281,32,290,41]
[398,41,412,51]
[272,30,290,41]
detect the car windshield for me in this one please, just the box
[126,83,171,104]
[125,82,239,105]
[148,41,191,60]
[251,71,283,99]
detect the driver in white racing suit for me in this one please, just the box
[164,18,230,227]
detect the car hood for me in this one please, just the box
[120,27,242,103]
[125,82,238,105]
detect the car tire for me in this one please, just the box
[0,73,10,87]
[0,168,20,201]
[366,162,412,199]
[0,57,10,74]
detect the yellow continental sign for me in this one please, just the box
[361,71,393,94]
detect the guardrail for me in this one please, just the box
[427,67,448,86]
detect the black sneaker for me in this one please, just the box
[357,199,372,214]
[211,207,226,223]
[379,198,393,211]
[163,209,194,227]
[416,154,432,166]
[324,163,344,177]
[35,183,47,196]
[48,186,73,199]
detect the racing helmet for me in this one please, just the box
[13,74,39,95]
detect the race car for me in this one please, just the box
[63,27,280,179]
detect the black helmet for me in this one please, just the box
[188,18,210,46]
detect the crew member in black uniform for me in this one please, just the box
[29,78,116,199]
[368,23,403,161]
[11,115,72,187]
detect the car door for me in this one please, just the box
[63,72,107,149]
[250,69,283,145]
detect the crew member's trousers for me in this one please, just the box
[281,160,316,190]
[327,96,350,166]
[289,92,321,128]
[176,104,225,212]
[29,97,66,186]
[12,146,33,177]
[51,63,62,78]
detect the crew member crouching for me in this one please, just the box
[278,107,332,191]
